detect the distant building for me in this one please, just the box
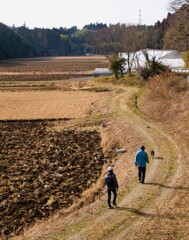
[94,50,187,77]
[94,68,112,77]
[94,68,127,77]
[121,49,185,70]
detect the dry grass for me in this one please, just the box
[95,73,145,87]
[0,91,110,120]
[146,72,189,100]
[139,72,189,125]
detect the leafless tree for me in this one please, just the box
[118,24,148,74]
[169,0,189,11]
[87,24,122,56]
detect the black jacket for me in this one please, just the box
[105,171,119,189]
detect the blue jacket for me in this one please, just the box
[134,149,149,167]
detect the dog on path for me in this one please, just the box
[150,149,155,158]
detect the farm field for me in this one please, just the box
[0,56,189,240]
[0,91,110,120]
[0,56,112,238]
[0,56,108,82]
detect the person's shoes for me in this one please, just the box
[108,205,113,209]
[141,181,145,184]
[113,203,117,208]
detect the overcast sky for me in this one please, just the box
[0,0,171,29]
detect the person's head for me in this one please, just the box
[107,166,113,172]
[140,146,145,151]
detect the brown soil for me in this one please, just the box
[0,120,106,238]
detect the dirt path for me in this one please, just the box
[60,88,180,240]
[15,86,187,240]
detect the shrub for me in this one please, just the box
[108,54,126,79]
[140,56,169,80]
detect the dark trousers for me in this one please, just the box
[138,167,146,183]
[107,188,117,207]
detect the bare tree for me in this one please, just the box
[87,24,123,56]
[119,25,147,74]
[169,0,189,11]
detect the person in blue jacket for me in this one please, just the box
[134,146,149,184]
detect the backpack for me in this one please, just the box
[106,174,113,188]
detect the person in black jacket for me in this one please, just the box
[105,166,119,208]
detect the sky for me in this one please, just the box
[0,0,172,29]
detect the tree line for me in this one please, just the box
[0,0,188,60]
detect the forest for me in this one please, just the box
[0,3,188,59]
